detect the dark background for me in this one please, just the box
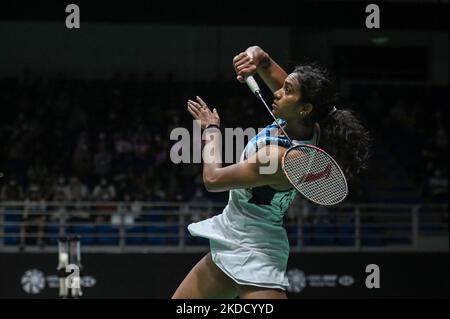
[0,252,448,298]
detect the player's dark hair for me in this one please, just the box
[293,64,371,180]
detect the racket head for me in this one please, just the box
[281,144,348,206]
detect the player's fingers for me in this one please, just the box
[232,52,247,64]
[234,57,251,69]
[236,75,245,83]
[236,63,253,73]
[196,96,208,108]
[187,104,198,118]
[237,67,255,77]
[187,101,201,115]
[187,101,198,111]
[188,100,201,110]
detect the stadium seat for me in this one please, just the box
[337,223,355,246]
[314,224,337,246]
[146,225,167,245]
[164,224,179,245]
[302,224,314,246]
[45,225,60,246]
[285,225,298,246]
[96,225,119,245]
[72,225,96,245]
[125,225,145,245]
[361,225,385,246]
[386,224,411,245]
[4,225,20,245]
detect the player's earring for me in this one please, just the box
[299,103,313,121]
[299,111,307,119]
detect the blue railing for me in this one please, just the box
[0,201,448,252]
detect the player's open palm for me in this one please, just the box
[187,96,220,129]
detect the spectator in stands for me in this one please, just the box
[435,127,448,152]
[92,178,116,224]
[130,196,143,219]
[92,178,116,201]
[19,185,47,249]
[190,187,207,203]
[150,182,166,201]
[112,192,143,225]
[114,132,133,155]
[51,176,71,201]
[27,165,49,190]
[112,193,133,225]
[1,178,23,201]
[73,131,92,179]
[68,176,89,201]
[132,126,150,156]
[0,178,24,226]
[50,176,71,224]
[68,176,90,222]
[93,134,113,177]
[424,169,449,203]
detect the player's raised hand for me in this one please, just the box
[187,96,220,129]
[233,46,269,83]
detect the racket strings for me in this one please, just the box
[283,146,347,205]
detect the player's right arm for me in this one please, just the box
[202,144,291,192]
[233,45,288,93]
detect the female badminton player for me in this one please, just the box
[172,46,371,299]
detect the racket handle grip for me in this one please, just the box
[245,76,261,97]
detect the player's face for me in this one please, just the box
[272,74,302,120]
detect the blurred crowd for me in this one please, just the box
[0,70,448,206]
[357,87,448,203]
